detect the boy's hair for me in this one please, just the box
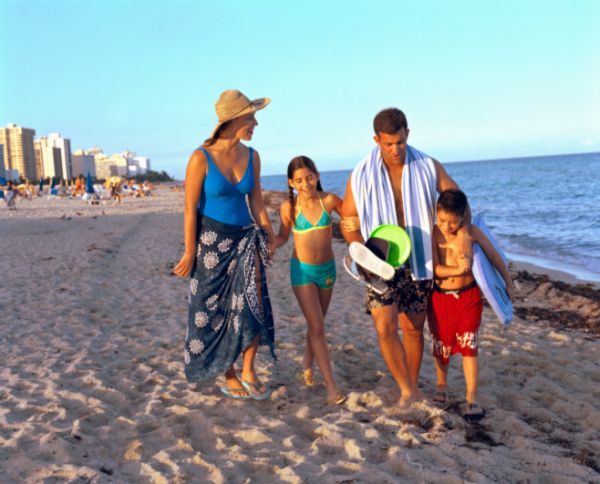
[436,189,468,217]
[373,108,408,135]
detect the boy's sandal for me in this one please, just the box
[463,403,486,423]
[241,379,272,401]
[432,387,449,404]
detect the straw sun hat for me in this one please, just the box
[210,89,270,138]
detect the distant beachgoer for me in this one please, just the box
[73,176,84,197]
[173,89,277,400]
[428,189,515,421]
[340,107,472,407]
[5,181,17,210]
[110,183,122,203]
[275,156,347,405]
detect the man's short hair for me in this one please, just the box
[436,189,468,218]
[373,108,408,135]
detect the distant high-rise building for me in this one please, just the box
[86,147,151,180]
[93,151,118,180]
[0,124,37,180]
[34,141,43,179]
[35,134,72,180]
[0,144,5,178]
[133,155,150,175]
[36,133,72,180]
[72,149,96,177]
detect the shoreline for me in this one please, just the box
[509,259,600,289]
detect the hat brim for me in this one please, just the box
[210,97,271,139]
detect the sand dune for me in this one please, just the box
[0,189,598,482]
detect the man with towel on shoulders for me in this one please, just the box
[341,108,471,407]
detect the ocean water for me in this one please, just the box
[261,152,600,283]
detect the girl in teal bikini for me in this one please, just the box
[276,156,347,405]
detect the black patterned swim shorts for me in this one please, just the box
[366,266,432,314]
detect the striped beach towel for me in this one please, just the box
[350,145,437,280]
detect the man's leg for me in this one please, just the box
[371,304,415,405]
[399,311,426,388]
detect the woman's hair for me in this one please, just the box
[202,120,232,147]
[436,189,468,217]
[286,155,323,222]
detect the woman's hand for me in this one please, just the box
[267,234,278,262]
[173,251,195,278]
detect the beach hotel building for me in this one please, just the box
[118,151,151,177]
[93,151,128,180]
[0,144,5,178]
[71,150,96,178]
[130,155,150,176]
[34,140,63,180]
[0,124,37,180]
[34,133,73,180]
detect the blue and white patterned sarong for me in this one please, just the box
[184,215,276,382]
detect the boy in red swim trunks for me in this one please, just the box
[428,189,515,422]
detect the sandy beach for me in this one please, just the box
[1,188,599,482]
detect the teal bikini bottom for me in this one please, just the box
[290,258,336,289]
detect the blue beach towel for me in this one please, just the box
[350,145,437,280]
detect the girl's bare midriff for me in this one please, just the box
[293,228,335,264]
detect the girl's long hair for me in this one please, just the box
[287,155,323,223]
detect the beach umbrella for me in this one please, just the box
[86,172,95,194]
[109,175,124,186]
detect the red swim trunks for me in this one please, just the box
[428,284,483,365]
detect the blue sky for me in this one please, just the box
[1,0,599,178]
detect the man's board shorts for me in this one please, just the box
[365,266,432,314]
[290,258,336,289]
[427,282,483,365]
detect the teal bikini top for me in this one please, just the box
[293,196,332,233]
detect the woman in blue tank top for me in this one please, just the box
[173,90,277,400]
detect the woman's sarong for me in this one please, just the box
[184,215,276,382]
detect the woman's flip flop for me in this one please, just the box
[241,379,272,401]
[220,386,251,400]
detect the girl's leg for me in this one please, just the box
[303,287,333,383]
[292,284,341,401]
[462,356,478,404]
[303,331,315,384]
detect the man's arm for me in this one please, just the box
[434,159,473,262]
[340,176,364,244]
[434,159,471,224]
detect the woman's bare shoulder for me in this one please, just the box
[189,148,209,166]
